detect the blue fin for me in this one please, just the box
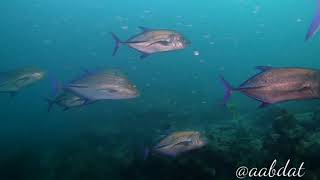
[110,32,122,56]
[50,78,63,97]
[45,98,56,112]
[258,102,270,108]
[256,66,273,72]
[138,26,152,32]
[143,147,150,160]
[219,75,233,105]
[140,53,150,59]
[306,0,320,41]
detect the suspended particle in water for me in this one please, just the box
[121,26,128,30]
[199,59,206,64]
[131,66,137,71]
[90,52,97,57]
[252,5,260,14]
[296,18,303,23]
[202,34,211,39]
[193,51,200,56]
[43,39,53,45]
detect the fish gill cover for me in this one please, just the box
[0,0,320,180]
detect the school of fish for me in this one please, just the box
[1,0,320,158]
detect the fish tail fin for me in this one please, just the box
[219,75,234,105]
[50,77,63,97]
[45,98,55,112]
[143,147,150,160]
[110,32,123,56]
[306,0,320,41]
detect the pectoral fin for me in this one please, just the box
[172,140,191,148]
[69,84,88,88]
[15,77,29,86]
[147,41,170,47]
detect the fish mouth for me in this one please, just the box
[32,72,46,79]
[132,90,140,98]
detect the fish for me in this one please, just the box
[46,91,89,111]
[0,67,46,96]
[111,26,190,59]
[67,69,139,101]
[220,66,320,108]
[306,0,320,41]
[152,131,207,157]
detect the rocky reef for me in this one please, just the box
[1,106,320,180]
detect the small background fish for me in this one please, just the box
[153,131,207,157]
[0,68,45,96]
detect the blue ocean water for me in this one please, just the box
[1,0,320,179]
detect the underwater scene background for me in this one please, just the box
[1,0,320,179]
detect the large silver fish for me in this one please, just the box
[0,67,46,96]
[153,131,207,157]
[306,0,320,41]
[111,26,190,59]
[220,66,320,108]
[46,91,88,111]
[67,70,139,101]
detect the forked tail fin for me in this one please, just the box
[110,32,122,56]
[306,0,320,41]
[219,75,234,105]
[45,98,55,112]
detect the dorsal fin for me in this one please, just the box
[256,66,273,72]
[138,26,152,32]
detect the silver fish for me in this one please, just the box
[220,66,320,108]
[111,26,190,59]
[46,90,88,111]
[153,131,207,157]
[0,67,46,96]
[67,69,139,101]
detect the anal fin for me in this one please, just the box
[140,53,150,59]
[258,102,270,108]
